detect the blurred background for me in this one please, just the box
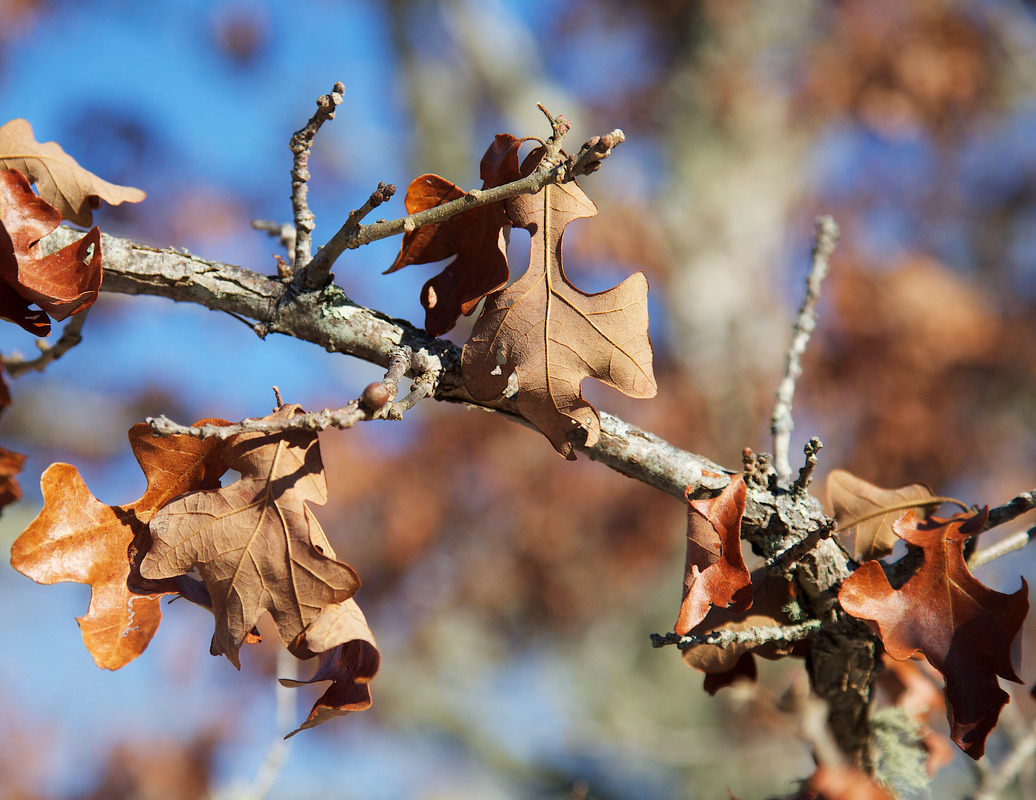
[1,0,1035,798]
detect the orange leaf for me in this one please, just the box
[827,469,935,560]
[9,421,229,669]
[141,405,361,668]
[0,118,145,227]
[385,133,528,336]
[675,476,752,634]
[281,598,380,736]
[838,509,1028,758]
[0,169,102,335]
[461,152,656,459]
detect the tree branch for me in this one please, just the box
[770,216,840,484]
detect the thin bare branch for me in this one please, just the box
[2,309,89,377]
[771,216,840,484]
[251,219,297,268]
[973,716,1036,800]
[793,436,823,495]
[982,489,1036,533]
[650,619,821,651]
[969,526,1036,572]
[289,81,345,269]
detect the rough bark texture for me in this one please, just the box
[45,225,878,764]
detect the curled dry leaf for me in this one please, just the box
[0,169,102,335]
[281,598,380,737]
[682,568,807,694]
[141,405,361,669]
[827,469,936,560]
[9,421,229,669]
[386,133,529,336]
[838,509,1028,759]
[0,118,145,227]
[462,152,656,459]
[675,475,752,635]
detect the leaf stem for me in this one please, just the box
[836,496,971,533]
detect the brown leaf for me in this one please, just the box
[827,469,936,560]
[0,118,145,227]
[0,365,24,512]
[9,421,229,669]
[385,133,527,336]
[281,598,380,736]
[0,169,103,335]
[675,476,752,634]
[140,405,361,668]
[461,160,657,459]
[807,765,895,800]
[682,569,806,691]
[838,509,1028,759]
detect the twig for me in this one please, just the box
[770,216,840,484]
[251,220,297,268]
[2,309,89,378]
[765,519,836,575]
[972,716,1036,800]
[289,81,345,269]
[650,619,821,651]
[299,182,395,291]
[296,114,623,288]
[148,405,367,439]
[968,526,1036,572]
[982,489,1036,533]
[793,437,823,495]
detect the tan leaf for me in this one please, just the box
[0,118,145,227]
[9,421,228,669]
[140,405,361,668]
[827,469,936,560]
[461,161,656,459]
[281,598,380,737]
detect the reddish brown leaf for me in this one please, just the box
[281,598,380,736]
[0,118,145,227]
[9,421,229,669]
[461,156,656,459]
[838,509,1028,758]
[682,569,806,690]
[141,405,361,668]
[0,444,25,512]
[0,169,102,335]
[807,765,895,800]
[827,469,936,560]
[385,133,528,336]
[675,476,752,634]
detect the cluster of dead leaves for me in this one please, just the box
[0,119,145,516]
[389,132,657,459]
[673,468,1030,764]
[10,405,379,736]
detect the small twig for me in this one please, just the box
[770,216,840,485]
[2,309,89,378]
[297,112,622,288]
[968,526,1036,572]
[793,437,823,495]
[251,220,297,269]
[972,716,1036,800]
[300,182,396,291]
[148,403,368,439]
[650,619,821,651]
[765,519,836,575]
[289,81,345,270]
[981,489,1036,533]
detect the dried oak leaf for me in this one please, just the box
[838,509,1028,759]
[461,160,656,459]
[9,420,229,669]
[827,469,936,560]
[141,405,361,668]
[0,168,102,335]
[675,475,752,634]
[0,118,145,227]
[683,569,807,694]
[385,133,528,336]
[281,597,380,737]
